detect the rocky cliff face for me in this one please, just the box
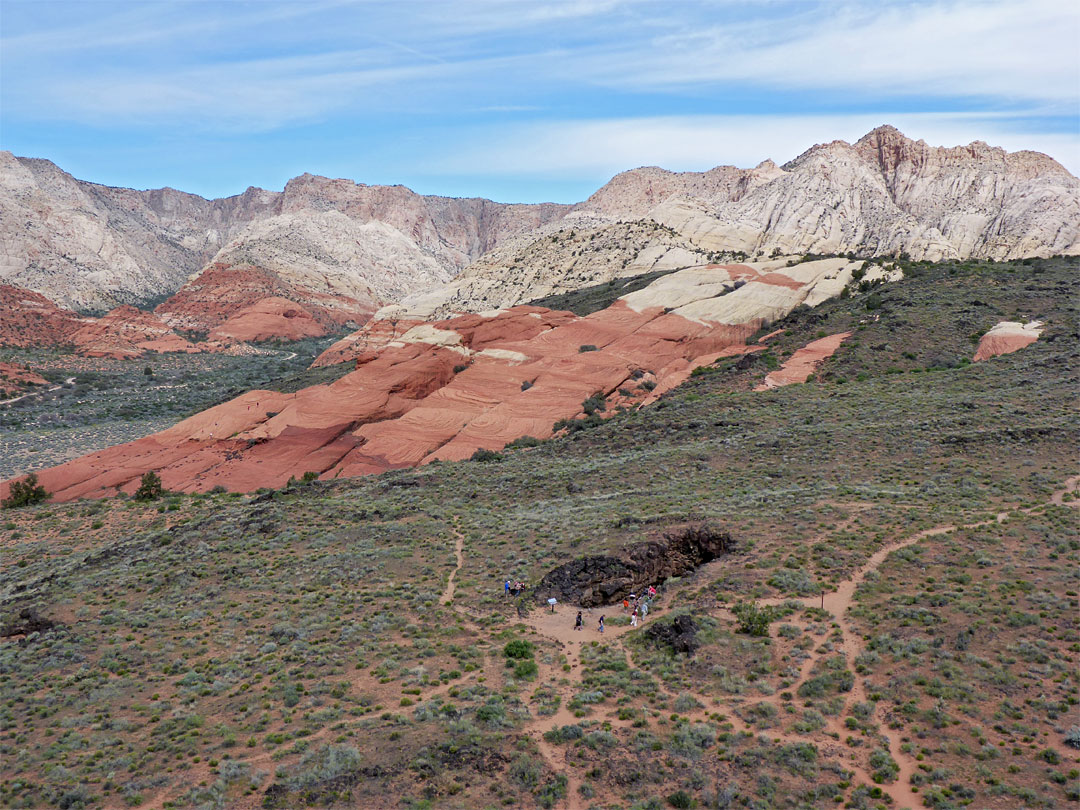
[0,152,569,313]
[384,127,1076,319]
[3,126,1074,331]
[620,126,1079,263]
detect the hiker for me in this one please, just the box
[574,611,583,631]
[505,580,511,596]
[622,598,630,612]
[630,608,638,628]
[641,601,648,617]
[598,615,605,633]
[648,585,657,597]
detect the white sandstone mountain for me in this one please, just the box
[0,126,1075,318]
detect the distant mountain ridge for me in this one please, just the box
[1,126,1076,326]
[382,125,1080,319]
[0,151,569,313]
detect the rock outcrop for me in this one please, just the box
[207,297,327,344]
[0,284,88,347]
[534,525,733,608]
[69,305,200,359]
[384,127,1077,319]
[973,321,1044,362]
[0,258,886,501]
[153,262,375,336]
[757,332,853,389]
[644,615,701,656]
[4,127,1075,326]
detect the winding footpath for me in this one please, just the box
[510,476,1079,810]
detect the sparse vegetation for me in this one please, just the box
[0,256,1076,809]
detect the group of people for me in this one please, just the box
[622,585,657,627]
[504,579,527,597]
[571,584,659,633]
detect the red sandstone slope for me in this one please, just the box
[973,321,1043,362]
[0,285,88,347]
[2,258,876,501]
[155,263,378,337]
[69,305,200,359]
[208,297,326,343]
[0,361,48,396]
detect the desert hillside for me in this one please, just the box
[1,255,1076,810]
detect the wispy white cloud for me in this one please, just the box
[574,0,1080,104]
[433,113,1080,177]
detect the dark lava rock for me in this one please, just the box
[534,524,732,608]
[645,614,700,656]
[1,607,58,638]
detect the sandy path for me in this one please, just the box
[0,376,75,406]
[512,476,1078,810]
[440,525,465,605]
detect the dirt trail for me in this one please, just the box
[440,525,465,605]
[460,479,1078,810]
[0,376,75,406]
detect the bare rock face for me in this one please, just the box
[154,262,377,335]
[0,151,569,313]
[2,257,874,501]
[4,127,1074,327]
[644,615,701,656]
[973,320,1044,362]
[645,126,1079,263]
[69,305,200,359]
[208,297,327,343]
[534,525,733,608]
[385,127,1076,319]
[0,284,89,347]
[757,332,853,390]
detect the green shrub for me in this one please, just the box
[2,473,49,508]
[513,659,539,679]
[470,448,502,462]
[667,789,695,808]
[732,601,777,637]
[133,471,164,501]
[503,639,535,659]
[578,344,598,353]
[582,392,606,415]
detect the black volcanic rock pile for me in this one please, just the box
[535,524,732,607]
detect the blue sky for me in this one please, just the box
[1,0,1077,202]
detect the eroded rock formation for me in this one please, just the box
[757,331,853,390]
[973,321,1044,362]
[0,151,568,313]
[534,525,733,608]
[0,258,886,500]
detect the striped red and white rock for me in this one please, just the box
[972,321,1044,362]
[155,262,377,337]
[2,258,883,501]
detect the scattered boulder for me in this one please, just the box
[535,524,732,607]
[1,607,58,639]
[645,614,700,656]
